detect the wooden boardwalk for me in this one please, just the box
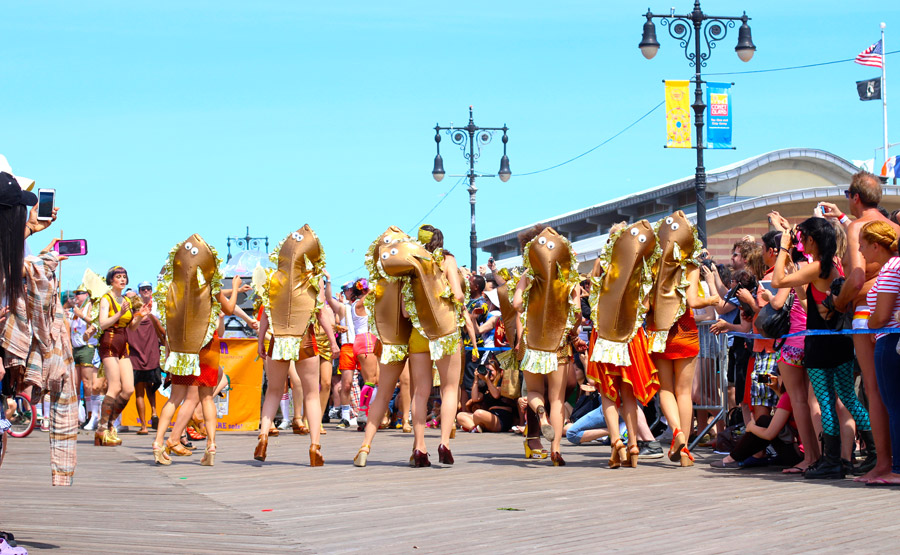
[5,424,900,553]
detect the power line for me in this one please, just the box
[331,175,467,280]
[705,49,899,76]
[516,101,665,176]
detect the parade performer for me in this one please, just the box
[253,225,338,466]
[513,225,581,466]
[94,265,151,446]
[151,234,244,466]
[646,211,719,467]
[369,225,476,466]
[353,226,414,466]
[588,220,660,468]
[494,267,543,459]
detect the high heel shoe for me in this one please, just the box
[94,431,104,446]
[450,427,457,439]
[668,428,687,463]
[354,444,370,467]
[106,428,122,446]
[536,406,554,442]
[679,446,695,467]
[309,443,324,467]
[254,435,268,462]
[409,449,431,468]
[551,451,566,466]
[153,442,172,466]
[292,419,309,435]
[438,444,454,465]
[624,444,640,468]
[609,439,626,469]
[201,443,216,466]
[524,438,549,460]
[166,439,193,457]
[401,421,412,433]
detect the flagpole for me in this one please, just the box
[882,22,889,172]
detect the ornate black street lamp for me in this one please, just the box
[640,1,756,245]
[432,106,510,270]
[226,226,269,261]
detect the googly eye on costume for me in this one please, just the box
[390,248,398,255]
[630,228,639,236]
[383,237,391,244]
[547,241,556,250]
[185,242,193,250]
[292,232,304,242]
[190,247,199,255]
[538,237,547,245]
[638,235,647,243]
[381,253,389,260]
[665,217,674,225]
[671,223,680,231]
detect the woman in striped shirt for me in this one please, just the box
[861,221,900,485]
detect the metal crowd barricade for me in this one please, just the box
[689,320,729,451]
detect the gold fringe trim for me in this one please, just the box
[379,344,409,365]
[647,330,669,353]
[521,348,557,375]
[270,336,303,361]
[590,337,632,366]
[163,352,200,376]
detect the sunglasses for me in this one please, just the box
[844,189,853,199]
[139,286,152,292]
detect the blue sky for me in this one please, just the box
[6,1,898,289]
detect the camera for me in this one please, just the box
[476,366,488,376]
[700,258,715,269]
[757,374,776,384]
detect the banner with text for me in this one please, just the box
[665,80,692,148]
[121,338,263,432]
[706,82,732,149]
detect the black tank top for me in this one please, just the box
[803,284,853,368]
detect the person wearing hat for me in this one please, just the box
[0,165,57,311]
[67,289,99,428]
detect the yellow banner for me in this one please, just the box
[121,338,264,432]
[665,80,692,148]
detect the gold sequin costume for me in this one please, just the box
[364,226,415,364]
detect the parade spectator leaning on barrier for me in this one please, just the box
[770,213,872,480]
[820,171,900,482]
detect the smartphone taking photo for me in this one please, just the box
[37,188,55,221]
[55,239,88,256]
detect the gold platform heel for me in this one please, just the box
[353,444,370,467]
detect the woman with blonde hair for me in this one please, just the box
[859,220,900,485]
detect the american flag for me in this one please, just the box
[856,40,883,69]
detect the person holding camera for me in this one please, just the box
[456,359,516,433]
[771,213,871,479]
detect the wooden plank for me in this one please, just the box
[4,425,900,553]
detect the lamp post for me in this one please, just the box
[639,1,756,246]
[432,106,510,270]
[226,226,269,261]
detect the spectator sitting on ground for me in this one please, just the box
[456,359,516,433]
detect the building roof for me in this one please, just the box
[479,148,859,253]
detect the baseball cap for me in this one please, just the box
[138,281,153,290]
[0,172,37,207]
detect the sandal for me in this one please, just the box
[353,444,370,467]
[609,438,626,469]
[201,443,216,466]
[624,444,640,468]
[782,465,806,475]
[668,428,686,462]
[153,442,172,466]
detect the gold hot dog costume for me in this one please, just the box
[646,211,703,352]
[258,225,326,361]
[493,267,523,377]
[589,220,660,366]
[364,226,414,364]
[520,227,580,374]
[155,234,223,375]
[377,237,463,360]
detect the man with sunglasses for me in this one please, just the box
[821,171,900,481]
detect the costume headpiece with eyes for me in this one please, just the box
[589,220,660,365]
[646,211,703,351]
[252,225,326,361]
[155,234,224,375]
[364,226,414,364]
[377,236,462,360]
[520,227,581,374]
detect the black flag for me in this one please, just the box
[857,77,881,101]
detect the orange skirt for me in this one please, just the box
[171,338,220,388]
[586,328,659,406]
[651,311,699,361]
